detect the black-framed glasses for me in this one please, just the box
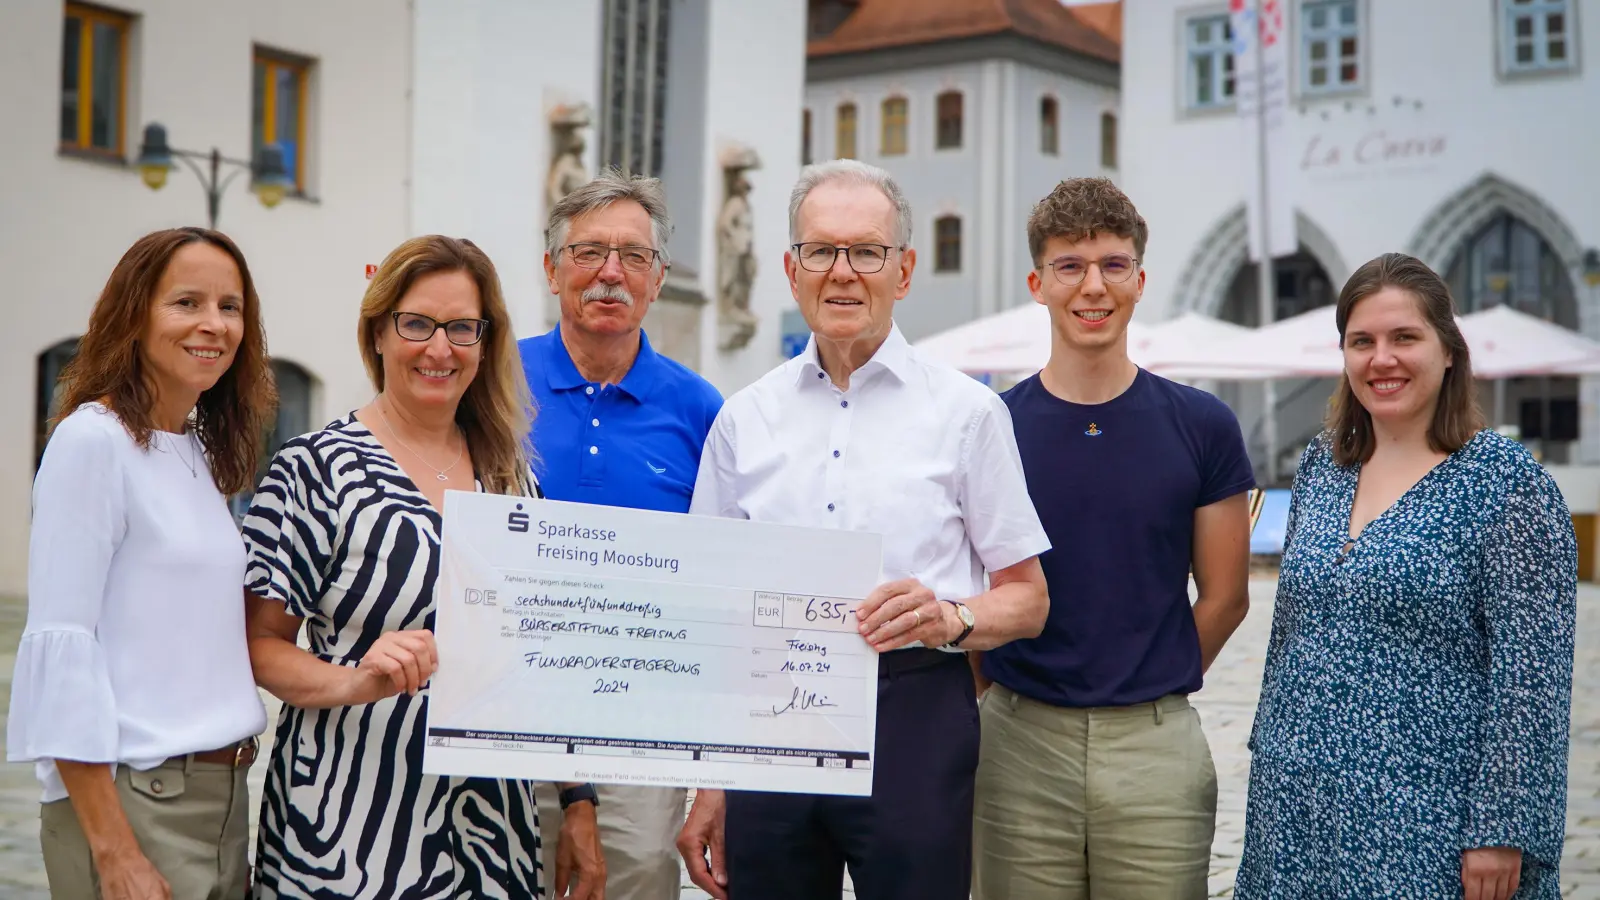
[1044,252,1140,285]
[391,311,488,346]
[791,242,900,274]
[563,242,662,273]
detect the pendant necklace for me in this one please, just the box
[378,401,464,482]
[172,431,199,479]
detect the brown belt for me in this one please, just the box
[184,736,259,768]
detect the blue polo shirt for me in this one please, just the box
[518,326,723,513]
[981,369,1254,708]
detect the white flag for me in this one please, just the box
[1231,0,1297,262]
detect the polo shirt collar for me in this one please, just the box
[794,323,912,387]
[543,325,658,402]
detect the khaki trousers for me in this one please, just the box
[972,686,1218,900]
[534,782,686,900]
[40,758,251,900]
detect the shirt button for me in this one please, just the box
[833,450,840,458]
[816,372,825,379]
[585,386,595,395]
[589,446,598,455]
[840,400,849,408]
[827,503,835,512]
[592,418,600,427]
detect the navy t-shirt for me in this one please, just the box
[981,369,1254,708]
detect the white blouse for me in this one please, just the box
[7,404,266,802]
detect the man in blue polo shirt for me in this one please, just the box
[520,169,723,900]
[970,178,1255,899]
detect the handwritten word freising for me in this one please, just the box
[515,594,664,619]
[785,639,828,657]
[625,627,689,641]
[525,651,702,676]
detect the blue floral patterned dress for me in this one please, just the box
[1238,430,1576,898]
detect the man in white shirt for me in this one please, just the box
[675,159,1051,900]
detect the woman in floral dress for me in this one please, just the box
[1239,253,1577,900]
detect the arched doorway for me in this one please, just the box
[35,338,81,471]
[228,360,318,519]
[1214,250,1339,483]
[1444,212,1580,462]
[1409,173,1589,464]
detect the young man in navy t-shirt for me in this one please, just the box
[970,178,1255,899]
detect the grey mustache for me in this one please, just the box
[582,284,634,306]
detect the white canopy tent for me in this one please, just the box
[1458,305,1600,378]
[913,305,1248,378]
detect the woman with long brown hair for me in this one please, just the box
[1238,253,1577,900]
[7,227,276,899]
[240,235,602,899]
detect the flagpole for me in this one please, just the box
[1253,4,1280,486]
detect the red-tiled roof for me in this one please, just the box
[808,0,1121,63]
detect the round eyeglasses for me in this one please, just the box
[791,242,900,274]
[391,311,488,346]
[1044,252,1140,286]
[563,242,662,274]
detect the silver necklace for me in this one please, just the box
[378,401,464,482]
[169,431,198,478]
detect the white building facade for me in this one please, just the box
[803,1,1122,342]
[0,0,807,596]
[1121,0,1600,478]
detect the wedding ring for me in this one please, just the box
[913,610,922,626]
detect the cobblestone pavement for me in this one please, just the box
[4,578,1599,898]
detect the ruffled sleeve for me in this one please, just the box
[1461,460,1578,872]
[7,410,127,764]
[242,438,335,619]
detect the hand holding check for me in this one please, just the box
[855,578,960,652]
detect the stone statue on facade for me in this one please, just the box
[716,144,761,351]
[546,103,592,214]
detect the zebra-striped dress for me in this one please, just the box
[242,414,543,899]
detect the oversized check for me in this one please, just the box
[422,492,885,795]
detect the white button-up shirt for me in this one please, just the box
[690,325,1049,616]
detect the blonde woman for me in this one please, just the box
[241,236,603,899]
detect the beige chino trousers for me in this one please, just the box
[40,758,251,900]
[972,685,1218,900]
[534,782,687,900]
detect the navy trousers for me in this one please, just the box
[725,648,980,900]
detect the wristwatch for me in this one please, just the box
[559,783,599,810]
[942,600,976,648]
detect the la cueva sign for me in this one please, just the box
[1300,128,1449,175]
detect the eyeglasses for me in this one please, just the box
[391,311,488,346]
[1043,252,1140,286]
[563,242,662,273]
[791,242,900,274]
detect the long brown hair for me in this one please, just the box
[52,227,277,495]
[357,236,533,495]
[1325,252,1485,466]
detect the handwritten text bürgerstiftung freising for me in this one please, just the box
[527,519,682,574]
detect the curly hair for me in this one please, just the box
[52,227,277,495]
[1026,177,1149,265]
[357,235,535,496]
